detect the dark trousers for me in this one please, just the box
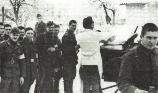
[53,79,60,93]
[63,64,76,93]
[64,80,73,93]
[0,78,20,93]
[21,62,36,93]
[34,66,61,93]
[79,65,101,93]
[54,70,62,93]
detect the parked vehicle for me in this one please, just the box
[100,25,140,92]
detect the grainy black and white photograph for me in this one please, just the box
[0,0,158,93]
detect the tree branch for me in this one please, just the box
[106,6,115,11]
[17,0,22,7]
[9,0,14,6]
[0,14,16,22]
[21,3,38,8]
[8,0,37,26]
[5,15,16,22]
[17,0,25,6]
[20,0,25,2]
[98,0,102,2]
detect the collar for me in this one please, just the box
[6,39,19,46]
[37,21,44,24]
[46,32,59,39]
[25,37,34,41]
[137,44,156,56]
[84,29,93,32]
[66,29,75,35]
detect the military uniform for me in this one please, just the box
[62,30,78,93]
[0,35,3,42]
[3,34,9,41]
[35,32,62,93]
[20,37,37,93]
[0,39,26,93]
[18,35,24,45]
[117,44,158,93]
[35,21,47,36]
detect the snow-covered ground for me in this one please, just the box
[29,76,121,93]
[29,64,121,93]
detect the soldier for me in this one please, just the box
[52,24,62,93]
[4,24,12,40]
[0,22,4,42]
[18,26,25,44]
[35,14,47,36]
[117,23,158,93]
[62,20,78,93]
[0,27,26,93]
[20,27,37,93]
[35,21,62,93]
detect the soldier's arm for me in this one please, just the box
[97,32,115,44]
[19,53,26,78]
[35,35,40,53]
[34,35,43,66]
[0,43,3,78]
[35,23,38,34]
[43,23,47,32]
[30,44,36,62]
[117,53,137,93]
[56,38,62,50]
[51,38,61,69]
[0,53,2,78]
[75,44,80,54]
[35,34,44,54]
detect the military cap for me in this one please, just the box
[37,14,42,18]
[10,27,20,34]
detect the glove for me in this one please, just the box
[20,77,24,85]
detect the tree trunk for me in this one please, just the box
[112,10,115,25]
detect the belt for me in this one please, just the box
[81,65,98,68]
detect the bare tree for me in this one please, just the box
[4,0,38,26]
[9,0,25,25]
[90,0,116,25]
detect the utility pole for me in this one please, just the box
[2,6,4,23]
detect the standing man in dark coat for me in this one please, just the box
[0,22,4,42]
[0,27,26,93]
[4,24,12,40]
[117,23,158,93]
[62,20,78,93]
[51,24,62,93]
[35,21,62,93]
[18,26,25,44]
[20,27,37,93]
[35,14,47,36]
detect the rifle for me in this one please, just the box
[123,26,139,50]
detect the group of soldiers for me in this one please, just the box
[1,12,158,93]
[0,13,116,93]
[0,22,36,93]
[0,13,79,93]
